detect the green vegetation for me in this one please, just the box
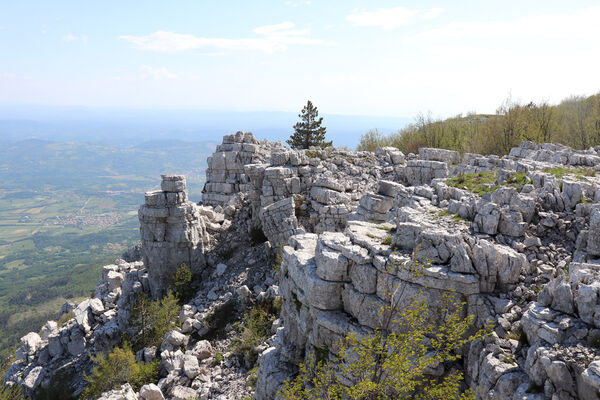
[230,299,282,368]
[57,311,74,327]
[542,167,596,179]
[127,292,180,351]
[246,366,259,390]
[505,172,531,189]
[0,354,25,400]
[173,263,194,303]
[502,354,516,364]
[280,294,485,400]
[447,171,498,196]
[357,92,600,155]
[287,100,331,149]
[280,250,488,400]
[446,171,532,197]
[80,343,158,400]
[381,235,393,245]
[211,350,224,367]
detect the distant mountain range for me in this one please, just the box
[0,104,411,148]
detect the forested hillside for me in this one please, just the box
[358,92,600,155]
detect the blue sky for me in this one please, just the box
[1,1,599,118]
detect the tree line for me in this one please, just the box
[357,92,600,155]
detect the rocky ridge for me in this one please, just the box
[5,133,600,399]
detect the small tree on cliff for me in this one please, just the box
[279,254,489,400]
[288,100,332,149]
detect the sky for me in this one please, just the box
[1,1,600,119]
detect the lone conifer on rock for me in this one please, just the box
[287,100,332,149]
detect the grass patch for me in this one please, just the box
[211,350,224,367]
[452,214,467,223]
[381,235,393,245]
[437,210,451,216]
[542,167,596,179]
[57,311,74,327]
[376,225,396,232]
[502,354,516,364]
[505,172,531,190]
[446,171,498,196]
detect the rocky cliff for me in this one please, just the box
[5,132,600,399]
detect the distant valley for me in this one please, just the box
[0,139,212,360]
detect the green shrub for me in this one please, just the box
[79,343,158,399]
[128,292,180,351]
[230,299,281,368]
[211,350,224,367]
[173,263,194,303]
[280,251,489,400]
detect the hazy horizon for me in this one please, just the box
[0,103,411,148]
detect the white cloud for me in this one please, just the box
[0,72,17,79]
[121,23,325,54]
[140,66,178,80]
[62,34,88,42]
[422,8,444,19]
[346,7,443,29]
[406,6,600,43]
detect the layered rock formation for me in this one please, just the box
[139,174,210,298]
[7,135,600,400]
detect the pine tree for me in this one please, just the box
[287,100,332,149]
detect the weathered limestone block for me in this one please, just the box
[413,229,476,274]
[319,231,371,264]
[359,193,394,216]
[419,147,460,164]
[397,264,480,295]
[345,220,391,255]
[470,239,525,292]
[587,207,600,256]
[377,180,404,197]
[140,175,207,298]
[315,239,349,282]
[349,263,378,294]
[498,209,527,237]
[376,147,405,164]
[342,284,386,329]
[23,366,44,390]
[537,276,574,315]
[521,304,565,345]
[259,197,299,248]
[401,159,449,186]
[160,174,186,193]
[473,201,500,235]
[304,261,344,310]
[310,186,350,204]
